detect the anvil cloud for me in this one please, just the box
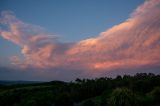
[0,0,160,79]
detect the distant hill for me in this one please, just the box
[0,80,43,85]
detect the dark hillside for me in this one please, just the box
[0,73,160,106]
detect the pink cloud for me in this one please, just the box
[0,0,160,77]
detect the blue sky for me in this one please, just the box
[0,0,144,41]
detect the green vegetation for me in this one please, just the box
[108,88,137,106]
[0,73,160,106]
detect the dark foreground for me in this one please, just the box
[0,73,160,106]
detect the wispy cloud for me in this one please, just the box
[0,0,160,78]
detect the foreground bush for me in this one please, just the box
[108,88,138,106]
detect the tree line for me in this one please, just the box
[0,73,160,106]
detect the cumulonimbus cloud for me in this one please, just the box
[0,0,160,75]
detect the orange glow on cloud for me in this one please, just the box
[0,0,160,76]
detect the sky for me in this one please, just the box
[0,0,160,81]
